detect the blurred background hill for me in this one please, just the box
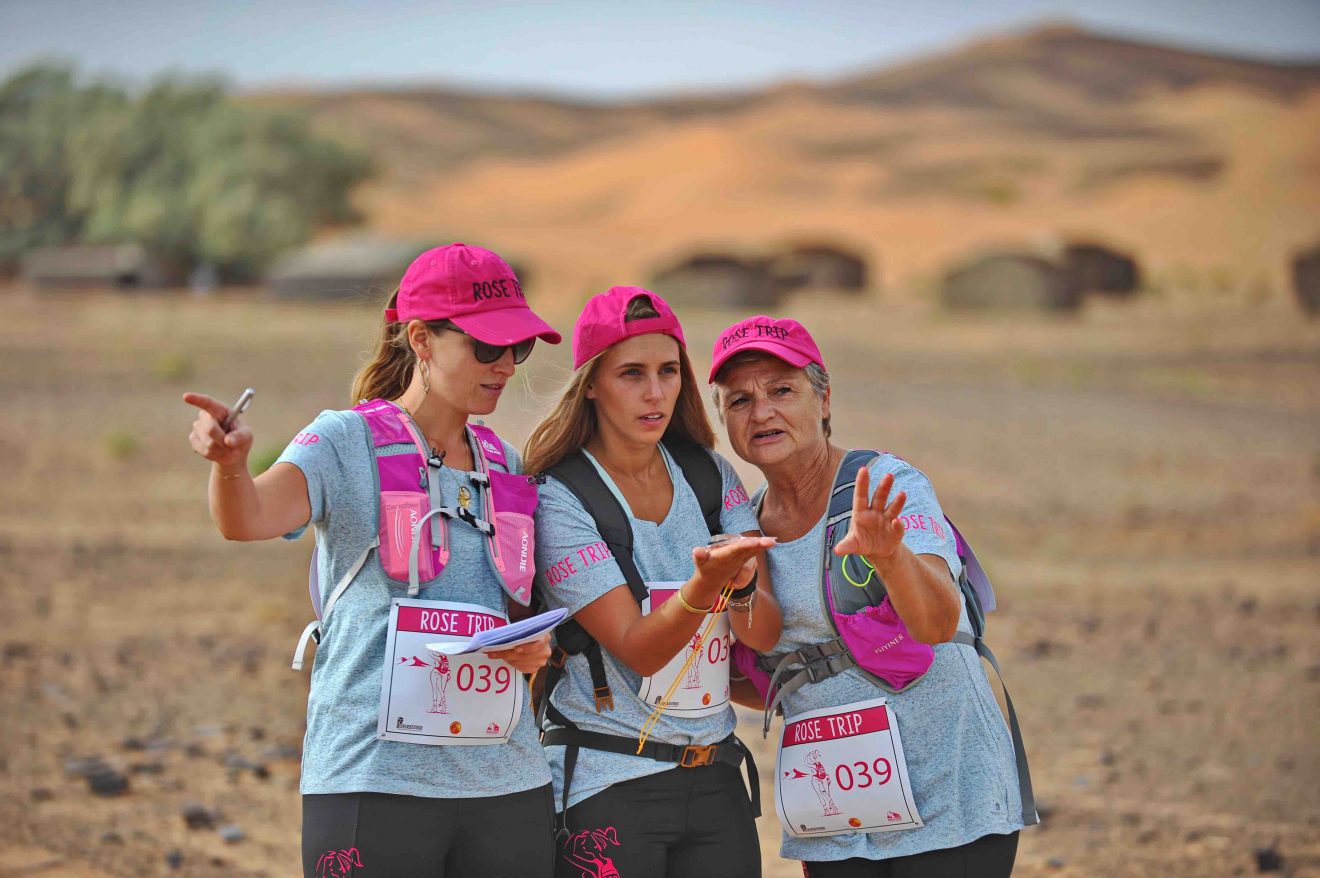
[5,20,1320,307]
[258,23,1320,299]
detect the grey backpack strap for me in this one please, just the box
[763,651,807,738]
[761,640,856,737]
[292,538,379,671]
[822,450,888,614]
[951,631,1038,827]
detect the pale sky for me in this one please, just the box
[1,0,1317,98]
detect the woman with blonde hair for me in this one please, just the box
[185,243,562,877]
[525,286,781,878]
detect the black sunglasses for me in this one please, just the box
[442,324,535,365]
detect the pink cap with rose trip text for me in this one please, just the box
[384,243,561,345]
[572,286,685,370]
[708,315,825,382]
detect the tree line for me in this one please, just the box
[0,64,373,279]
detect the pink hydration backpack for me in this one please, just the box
[291,399,539,670]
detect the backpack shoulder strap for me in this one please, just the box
[951,631,1038,826]
[826,449,882,523]
[664,441,723,537]
[467,422,509,472]
[544,451,645,603]
[822,449,888,615]
[540,450,645,716]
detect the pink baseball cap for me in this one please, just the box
[572,286,686,370]
[385,243,562,345]
[708,315,825,382]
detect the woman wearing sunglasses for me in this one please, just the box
[184,243,563,877]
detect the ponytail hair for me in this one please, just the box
[349,289,447,405]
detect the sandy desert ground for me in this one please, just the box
[1,285,1317,877]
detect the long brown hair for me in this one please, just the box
[523,295,715,474]
[349,289,448,404]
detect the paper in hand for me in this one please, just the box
[426,607,568,656]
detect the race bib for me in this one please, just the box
[775,698,923,838]
[636,582,731,718]
[377,599,523,746]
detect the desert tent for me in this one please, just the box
[649,251,777,308]
[266,237,430,301]
[21,243,175,290]
[940,251,1081,311]
[771,243,870,294]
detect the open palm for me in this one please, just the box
[833,467,907,561]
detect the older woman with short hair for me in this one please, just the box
[709,316,1032,878]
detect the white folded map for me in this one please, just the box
[426,607,569,656]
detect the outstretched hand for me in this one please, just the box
[832,467,907,561]
[183,391,252,470]
[690,535,776,601]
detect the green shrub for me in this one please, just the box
[0,63,373,275]
[153,353,195,383]
[104,431,140,460]
[982,180,1021,206]
[249,446,282,475]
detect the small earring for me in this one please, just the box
[419,359,431,393]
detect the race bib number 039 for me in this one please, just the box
[377,599,522,746]
[775,697,923,838]
[636,583,731,718]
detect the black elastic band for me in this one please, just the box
[728,570,758,601]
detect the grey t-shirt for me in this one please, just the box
[277,409,552,799]
[533,445,759,810]
[761,453,1023,862]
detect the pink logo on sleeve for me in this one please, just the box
[723,485,750,511]
[899,513,947,541]
[544,541,614,587]
[292,432,320,446]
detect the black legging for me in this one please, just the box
[303,785,555,878]
[555,762,760,878]
[804,831,1019,878]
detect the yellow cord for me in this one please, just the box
[636,582,735,753]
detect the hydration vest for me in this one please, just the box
[291,399,540,671]
[733,449,1037,827]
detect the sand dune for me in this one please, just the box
[258,23,1320,302]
